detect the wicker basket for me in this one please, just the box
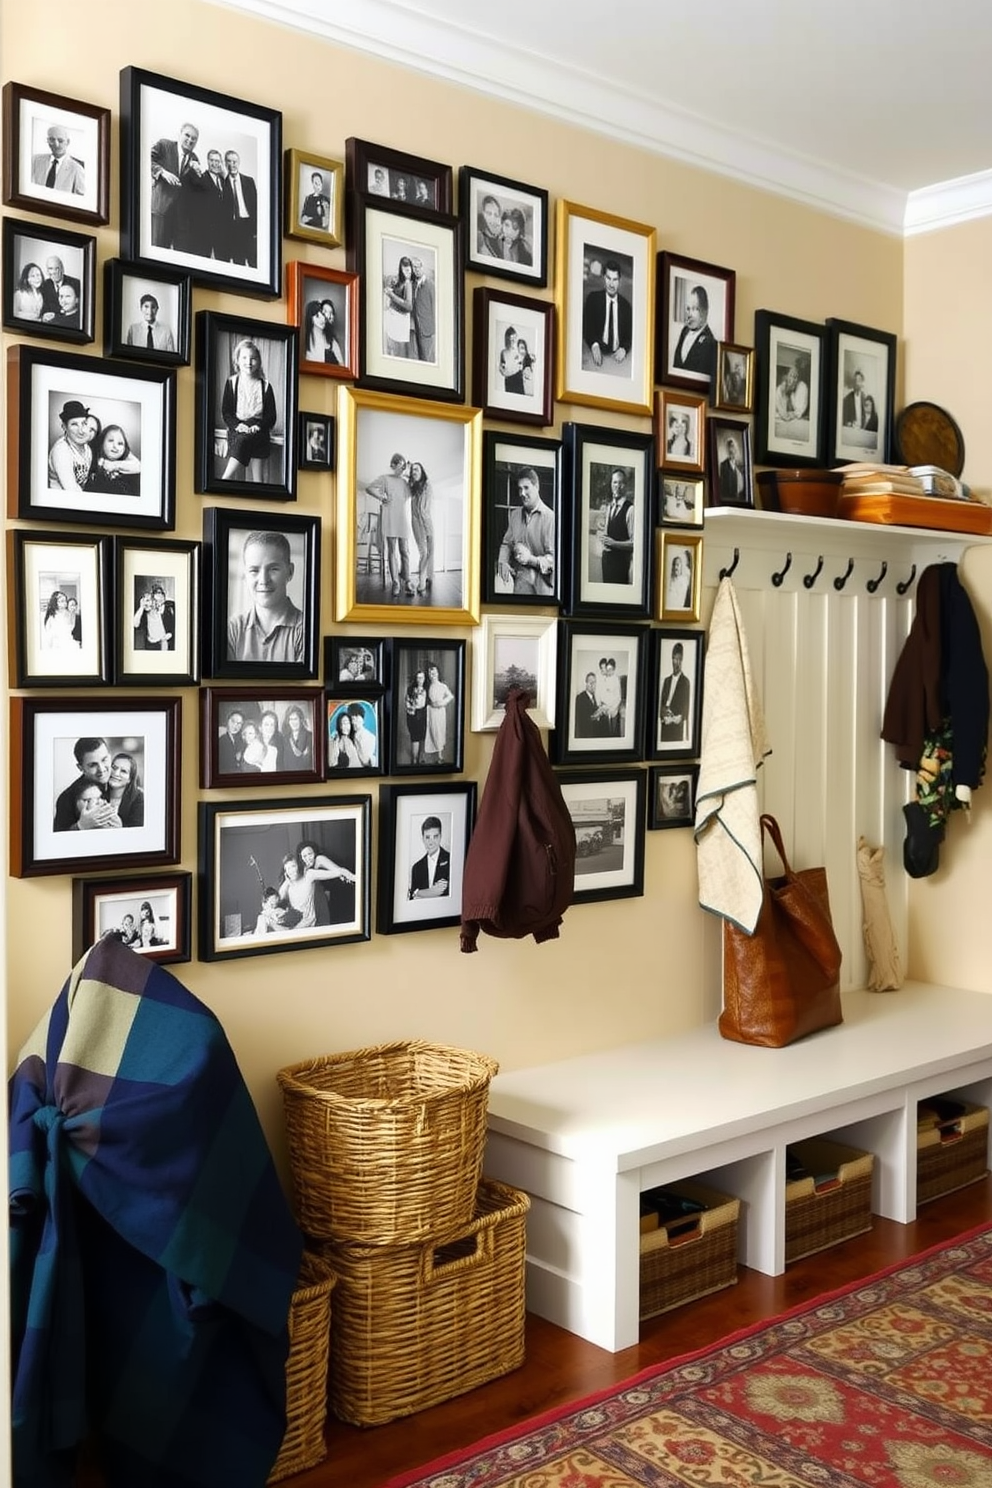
[323,1178,529,1426]
[917,1098,989,1205]
[639,1179,740,1321]
[278,1040,499,1244]
[268,1251,337,1484]
[785,1137,874,1265]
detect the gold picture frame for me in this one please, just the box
[335,386,482,627]
[554,200,655,417]
[656,530,703,623]
[284,147,344,248]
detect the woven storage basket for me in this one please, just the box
[278,1040,499,1243]
[323,1177,529,1426]
[639,1179,740,1321]
[785,1137,874,1265]
[268,1251,337,1484]
[917,1098,989,1205]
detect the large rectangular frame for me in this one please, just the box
[2,216,96,344]
[9,528,112,688]
[646,627,704,760]
[555,768,646,904]
[826,316,897,465]
[656,250,735,392]
[483,429,562,607]
[376,781,477,935]
[194,309,298,500]
[72,871,192,964]
[551,619,647,766]
[3,81,110,226]
[472,286,554,426]
[459,164,549,287]
[386,636,466,775]
[753,309,827,467]
[114,535,199,687]
[563,421,654,617]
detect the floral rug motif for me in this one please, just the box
[385,1224,992,1488]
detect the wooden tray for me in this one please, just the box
[838,492,992,536]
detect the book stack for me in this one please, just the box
[835,463,927,497]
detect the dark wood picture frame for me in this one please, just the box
[753,309,828,468]
[376,781,477,935]
[708,415,754,509]
[562,421,654,618]
[648,764,699,830]
[194,309,299,500]
[2,216,96,344]
[103,258,191,366]
[287,261,358,381]
[656,250,735,392]
[113,534,200,687]
[386,636,466,776]
[472,286,554,426]
[482,429,563,607]
[555,768,646,903]
[826,316,898,466]
[459,164,549,287]
[298,411,334,472]
[325,691,385,777]
[324,635,387,690]
[201,686,324,787]
[8,528,112,688]
[551,618,647,767]
[72,870,193,964]
[345,137,453,215]
[646,627,704,761]
[2,81,110,226]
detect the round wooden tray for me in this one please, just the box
[894,401,965,476]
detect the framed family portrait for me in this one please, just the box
[708,416,753,510]
[460,164,549,286]
[7,344,177,530]
[119,67,282,297]
[826,317,897,465]
[10,696,181,878]
[72,871,192,964]
[753,310,827,467]
[336,386,482,626]
[287,261,358,381]
[660,475,705,530]
[325,635,386,689]
[656,251,735,392]
[8,529,111,688]
[562,422,654,617]
[103,258,191,366]
[3,81,110,226]
[555,200,656,416]
[470,612,557,732]
[325,692,384,777]
[2,217,96,344]
[349,200,463,402]
[646,627,704,760]
[386,636,466,775]
[202,506,320,680]
[298,412,334,472]
[551,619,647,766]
[656,531,703,624]
[655,388,706,474]
[648,765,699,831]
[713,343,754,414]
[555,769,646,904]
[482,430,561,608]
[472,286,554,426]
[376,782,477,935]
[194,310,298,500]
[284,147,343,247]
[345,137,453,214]
[201,687,324,787]
[198,795,371,961]
[114,535,200,687]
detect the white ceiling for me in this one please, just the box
[218,0,992,234]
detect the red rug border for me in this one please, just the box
[382,1217,992,1488]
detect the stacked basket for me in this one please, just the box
[277,1039,529,1427]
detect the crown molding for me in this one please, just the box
[904,169,992,236]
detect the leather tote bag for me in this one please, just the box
[720,814,843,1047]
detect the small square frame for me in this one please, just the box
[325,635,387,689]
[708,416,754,510]
[103,258,191,365]
[555,768,646,903]
[648,765,699,831]
[284,147,343,247]
[655,388,706,474]
[646,627,704,759]
[8,529,112,688]
[471,612,557,732]
[114,535,200,686]
[562,421,655,617]
[194,309,298,500]
[201,687,324,787]
[826,316,897,466]
[298,411,334,471]
[345,137,453,214]
[325,692,385,776]
[753,309,828,468]
[386,637,466,775]
[713,342,754,413]
[2,217,96,344]
[472,286,554,426]
[656,531,703,623]
[287,261,358,380]
[460,165,549,286]
[659,474,705,530]
[483,429,562,607]
[376,781,477,935]
[72,871,192,964]
[656,251,735,392]
[551,619,647,766]
[2,81,110,226]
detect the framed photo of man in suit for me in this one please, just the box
[647,628,704,760]
[2,82,109,226]
[376,782,477,935]
[753,309,828,467]
[657,251,735,393]
[707,417,754,513]
[826,317,897,466]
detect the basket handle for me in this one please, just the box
[421,1225,495,1286]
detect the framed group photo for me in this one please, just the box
[325,635,386,688]
[470,612,557,732]
[287,261,358,381]
[563,422,654,617]
[460,164,549,286]
[376,782,477,935]
[482,430,562,606]
[708,416,753,510]
[826,317,897,465]
[552,619,647,766]
[387,636,466,775]
[646,628,704,759]
[753,309,827,467]
[10,696,181,878]
[648,765,699,830]
[9,529,111,688]
[3,81,110,225]
[7,343,177,530]
[119,67,282,297]
[336,386,481,626]
[72,871,192,964]
[555,200,656,416]
[346,137,453,214]
[656,251,735,392]
[472,286,554,426]
[555,769,646,904]
[325,692,384,776]
[656,531,703,623]
[198,795,371,961]
[114,535,200,687]
[2,217,96,344]
[284,147,343,247]
[194,310,298,499]
[103,258,191,365]
[655,387,706,474]
[201,687,324,787]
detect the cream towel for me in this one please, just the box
[693,576,771,933]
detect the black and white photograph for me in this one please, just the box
[325,694,383,776]
[346,138,452,214]
[563,423,653,617]
[387,637,466,775]
[288,262,357,381]
[198,796,371,960]
[647,628,704,760]
[10,530,111,688]
[201,687,323,786]
[483,431,562,607]
[336,387,481,626]
[203,506,320,680]
[554,769,646,903]
[195,310,298,499]
[714,342,754,413]
[3,81,110,225]
[754,310,828,468]
[827,317,897,465]
[103,258,191,365]
[472,287,554,426]
[654,388,706,475]
[119,67,281,297]
[648,765,700,830]
[471,613,557,732]
[298,412,334,472]
[325,636,385,688]
[656,531,703,624]
[376,782,476,935]
[2,217,96,344]
[660,476,705,530]
[460,165,548,285]
[552,620,646,766]
[284,147,343,247]
[115,536,199,686]
[657,251,735,392]
[708,416,753,510]
[73,872,192,965]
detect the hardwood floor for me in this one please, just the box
[302,1175,992,1488]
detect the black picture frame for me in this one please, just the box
[376,781,477,935]
[459,164,549,287]
[2,81,110,226]
[646,628,704,761]
[551,619,647,767]
[298,411,334,472]
[10,695,181,878]
[7,343,177,530]
[325,691,385,777]
[555,768,646,903]
[119,66,282,298]
[562,421,654,617]
[198,794,371,961]
[113,535,200,687]
[8,528,112,688]
[656,250,735,392]
[648,765,699,831]
[2,217,96,344]
[708,415,754,510]
[194,309,298,500]
[201,686,324,787]
[72,871,193,964]
[202,506,320,681]
[753,309,828,468]
[103,258,191,366]
[386,637,466,775]
[345,137,453,215]
[482,429,563,607]
[324,635,387,690]
[472,286,555,426]
[826,316,898,466]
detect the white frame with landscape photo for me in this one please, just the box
[376,782,477,935]
[3,81,110,226]
[555,768,646,904]
[114,535,199,686]
[10,529,111,688]
[471,613,557,732]
[459,164,548,286]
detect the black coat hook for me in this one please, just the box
[834,558,855,592]
[803,555,825,589]
[896,563,917,596]
[771,552,793,587]
[866,560,888,594]
[719,547,740,580]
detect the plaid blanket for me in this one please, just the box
[9,937,303,1488]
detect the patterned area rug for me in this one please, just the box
[386,1223,992,1488]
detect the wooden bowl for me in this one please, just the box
[757,469,843,518]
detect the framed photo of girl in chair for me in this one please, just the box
[194,310,298,500]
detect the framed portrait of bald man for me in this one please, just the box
[2,81,110,226]
[657,251,735,393]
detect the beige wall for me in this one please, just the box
[2,0,921,1175]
